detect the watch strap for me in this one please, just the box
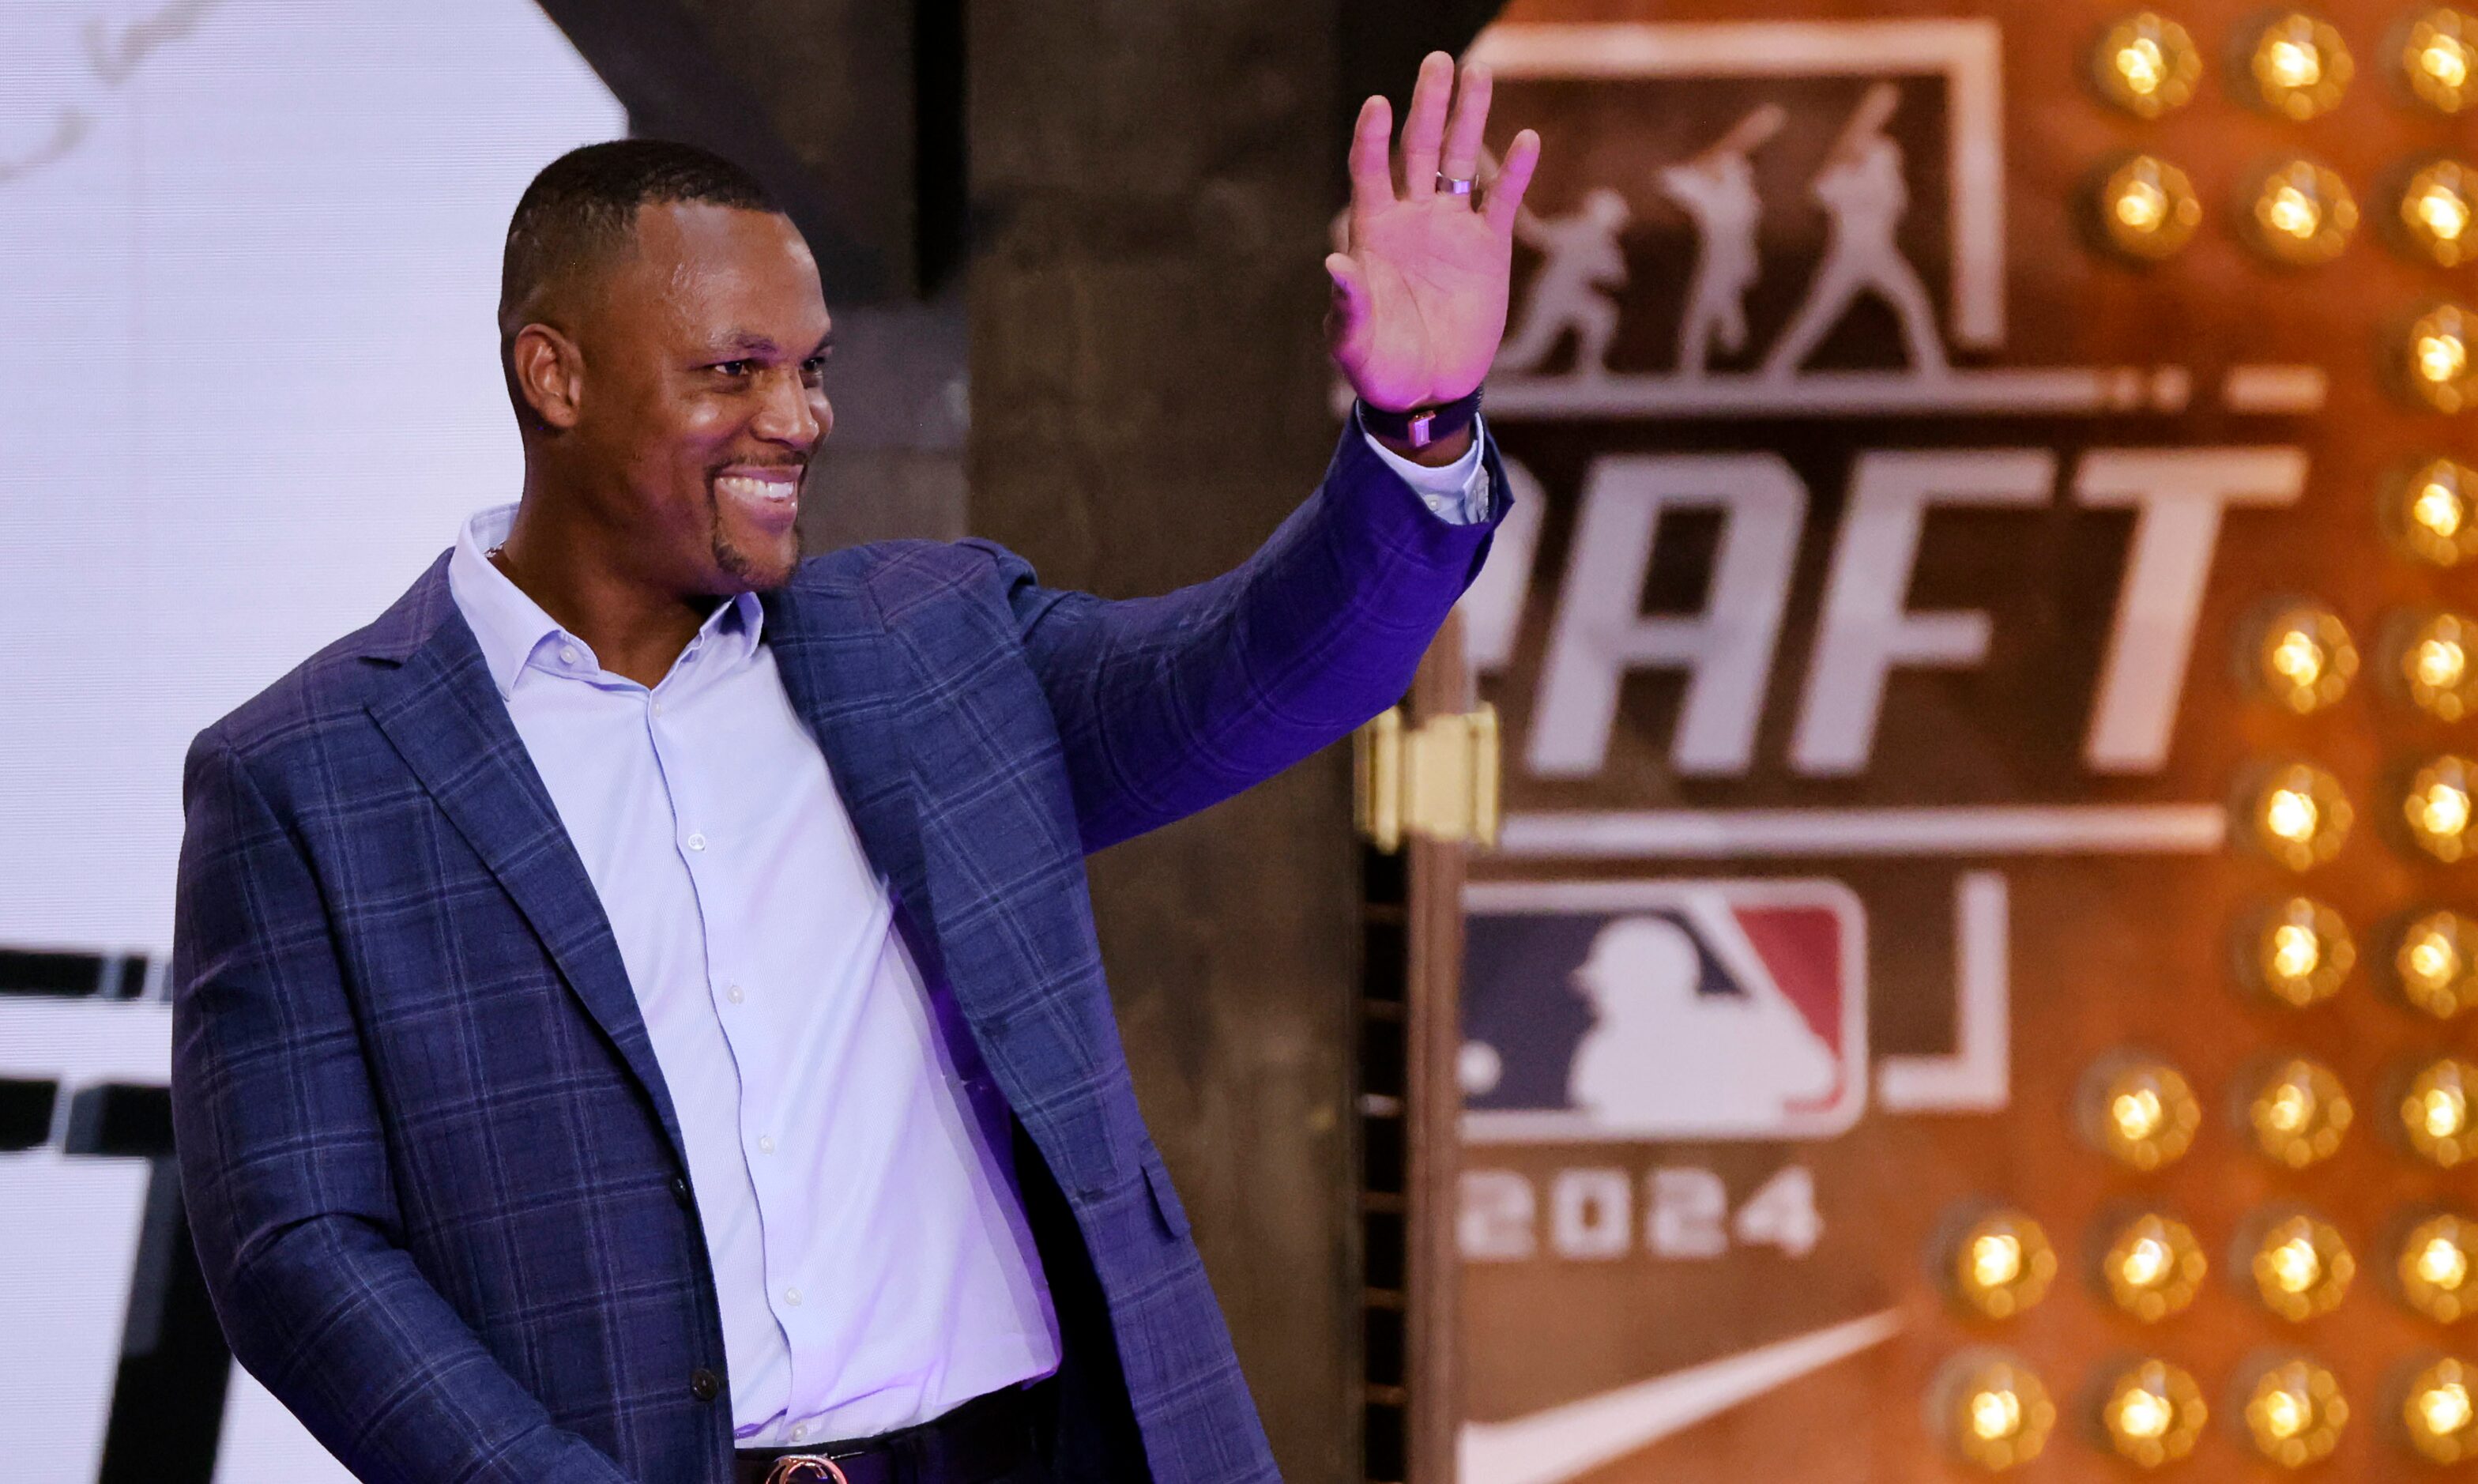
[1357,387,1482,450]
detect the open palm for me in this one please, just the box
[1328,53,1542,412]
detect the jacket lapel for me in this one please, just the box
[760,578,936,945]
[360,566,689,1160]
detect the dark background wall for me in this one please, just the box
[963,7,1366,1476]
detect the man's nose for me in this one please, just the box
[751,371,824,449]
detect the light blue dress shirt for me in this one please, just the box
[440,426,1485,1447]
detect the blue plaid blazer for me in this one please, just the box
[171,427,1503,1484]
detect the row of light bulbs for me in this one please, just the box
[2248,591,2478,717]
[2245,754,2478,867]
[2077,1051,2474,1171]
[1950,1200,2472,1326]
[2092,8,2474,120]
[2094,152,2470,270]
[2240,894,2478,1019]
[1935,1346,2471,1470]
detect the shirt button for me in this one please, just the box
[726,985,745,1004]
[669,1176,692,1208]
[784,1286,803,1307]
[688,1368,721,1403]
[687,833,706,852]
[790,1425,808,1441]
[651,699,665,717]
[559,644,580,665]
[758,1136,775,1154]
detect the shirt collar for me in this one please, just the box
[445,504,766,700]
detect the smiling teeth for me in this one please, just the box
[717,474,796,503]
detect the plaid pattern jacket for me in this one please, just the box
[170,427,1504,1484]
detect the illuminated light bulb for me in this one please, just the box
[2268,789,2318,843]
[2403,8,2478,113]
[2246,1057,2353,1168]
[2091,1218,2210,1328]
[2402,1215,2478,1322]
[2396,911,2478,1020]
[2246,763,2353,871]
[2401,303,2478,412]
[1949,1211,2057,1320]
[2245,897,2355,1008]
[2399,160,2478,266]
[2094,154,2203,261]
[2081,1057,2202,1169]
[2405,1358,2478,1462]
[2241,1356,2348,1466]
[1934,1352,2055,1471]
[2403,1058,2478,1167]
[2249,1213,2356,1320]
[2093,12,2202,116]
[2103,1212,2209,1321]
[2243,160,2359,266]
[2418,638,2469,691]
[2420,481,2466,537]
[2246,13,2354,118]
[2397,612,2478,720]
[2248,604,2356,713]
[2384,458,2478,567]
[2404,755,2478,861]
[2097,1359,2206,1468]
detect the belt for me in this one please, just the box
[732,1380,1047,1484]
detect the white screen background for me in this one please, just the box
[1,4,623,1478]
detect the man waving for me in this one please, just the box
[171,53,1538,1484]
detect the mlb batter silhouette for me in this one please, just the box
[1497,187,1632,378]
[1657,103,1783,377]
[1565,914,1836,1133]
[1760,82,1948,379]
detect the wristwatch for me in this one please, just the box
[1358,387,1482,450]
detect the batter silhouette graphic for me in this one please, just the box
[1498,187,1631,377]
[1565,915,1836,1134]
[1760,82,1948,379]
[1657,104,1783,377]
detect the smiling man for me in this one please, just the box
[170,53,1538,1484]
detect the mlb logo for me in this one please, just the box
[1461,880,1866,1141]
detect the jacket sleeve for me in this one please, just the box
[991,424,1507,853]
[169,731,631,1484]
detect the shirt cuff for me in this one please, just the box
[1356,408,1493,525]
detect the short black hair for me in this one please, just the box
[499,138,779,330]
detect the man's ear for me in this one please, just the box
[510,322,585,431]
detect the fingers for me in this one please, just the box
[1399,51,1454,202]
[1439,62,1493,186]
[1484,128,1542,235]
[1348,94,1395,213]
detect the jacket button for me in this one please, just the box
[670,1176,693,1209]
[689,1368,721,1403]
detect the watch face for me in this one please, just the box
[1458,5,2461,1479]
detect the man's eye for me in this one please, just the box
[714,360,755,377]
[800,356,828,381]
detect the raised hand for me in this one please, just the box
[1326,52,1542,414]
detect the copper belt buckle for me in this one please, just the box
[763,1456,850,1484]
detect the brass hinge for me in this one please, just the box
[1353,704,1500,853]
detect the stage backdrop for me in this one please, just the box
[1452,1,2478,1479]
[1,2,621,1478]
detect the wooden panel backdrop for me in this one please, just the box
[1449,1,2478,1480]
